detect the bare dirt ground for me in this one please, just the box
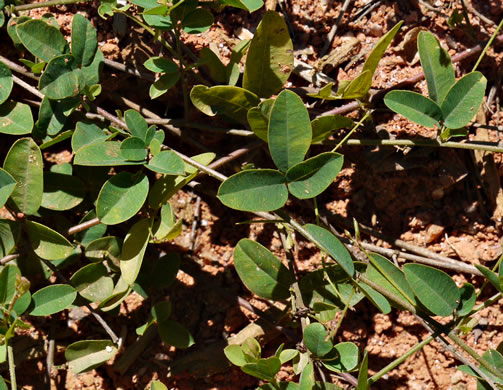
[2,0,503,389]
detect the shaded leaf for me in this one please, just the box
[0,101,34,135]
[0,264,20,305]
[0,61,13,105]
[242,357,281,381]
[403,263,460,316]
[217,169,288,212]
[144,56,178,73]
[41,172,85,210]
[243,11,293,98]
[65,340,117,374]
[3,137,42,214]
[37,96,79,136]
[96,171,149,225]
[303,224,354,276]
[120,218,150,285]
[0,219,19,258]
[417,31,455,103]
[0,168,16,209]
[190,85,260,125]
[247,99,274,142]
[269,90,311,172]
[457,283,476,316]
[311,115,354,144]
[158,319,195,349]
[200,47,226,83]
[384,90,443,128]
[233,239,292,300]
[17,19,69,62]
[149,72,180,99]
[30,284,77,315]
[286,152,343,199]
[85,236,121,264]
[70,263,114,302]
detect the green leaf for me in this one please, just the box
[71,121,108,152]
[30,284,77,315]
[71,14,98,67]
[299,360,315,390]
[243,11,293,98]
[242,357,281,381]
[120,137,147,161]
[247,99,274,142]
[37,96,79,136]
[120,218,150,285]
[41,172,86,210]
[417,31,455,103]
[146,150,185,175]
[0,168,16,209]
[0,264,20,305]
[96,171,149,225]
[13,291,31,316]
[85,236,121,263]
[0,220,19,258]
[144,56,178,73]
[190,85,260,125]
[303,322,333,357]
[311,115,354,144]
[224,344,248,367]
[149,72,180,99]
[456,283,476,316]
[286,152,343,199]
[65,340,117,374]
[233,239,292,300]
[403,263,460,316]
[74,141,143,166]
[150,380,168,390]
[200,47,226,83]
[322,342,359,373]
[39,54,81,100]
[151,203,182,242]
[220,0,263,12]
[0,61,13,105]
[98,277,130,312]
[3,138,43,214]
[80,48,103,87]
[217,169,288,212]
[0,101,34,135]
[384,90,443,128]
[303,224,354,277]
[358,282,391,314]
[25,220,74,260]
[365,253,416,308]
[182,8,213,34]
[338,71,372,100]
[268,90,311,172]
[480,349,503,385]
[70,263,114,302]
[242,337,261,360]
[279,349,298,364]
[356,350,369,390]
[441,72,487,129]
[475,265,503,293]
[260,383,299,390]
[157,319,195,349]
[17,19,69,62]
[360,21,402,95]
[124,109,148,140]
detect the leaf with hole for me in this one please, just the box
[0,168,16,209]
[286,152,343,199]
[0,101,34,135]
[243,11,293,98]
[322,342,359,372]
[190,85,260,125]
[120,218,150,285]
[70,263,114,303]
[71,13,98,67]
[41,172,86,210]
[384,90,443,128]
[441,72,487,129]
[0,61,13,105]
[17,19,69,62]
[303,322,333,357]
[233,239,292,300]
[3,138,43,214]
[158,319,195,349]
[403,263,460,316]
[269,90,312,172]
[417,31,455,103]
[96,171,149,225]
[25,220,74,260]
[303,224,354,277]
[30,284,77,315]
[146,150,185,175]
[65,340,117,374]
[39,54,81,100]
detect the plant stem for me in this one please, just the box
[13,0,89,11]
[472,16,503,72]
[368,334,435,385]
[174,29,190,123]
[7,341,16,390]
[66,217,100,235]
[0,254,20,265]
[331,111,371,152]
[469,292,502,315]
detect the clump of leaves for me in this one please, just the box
[384,31,487,140]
